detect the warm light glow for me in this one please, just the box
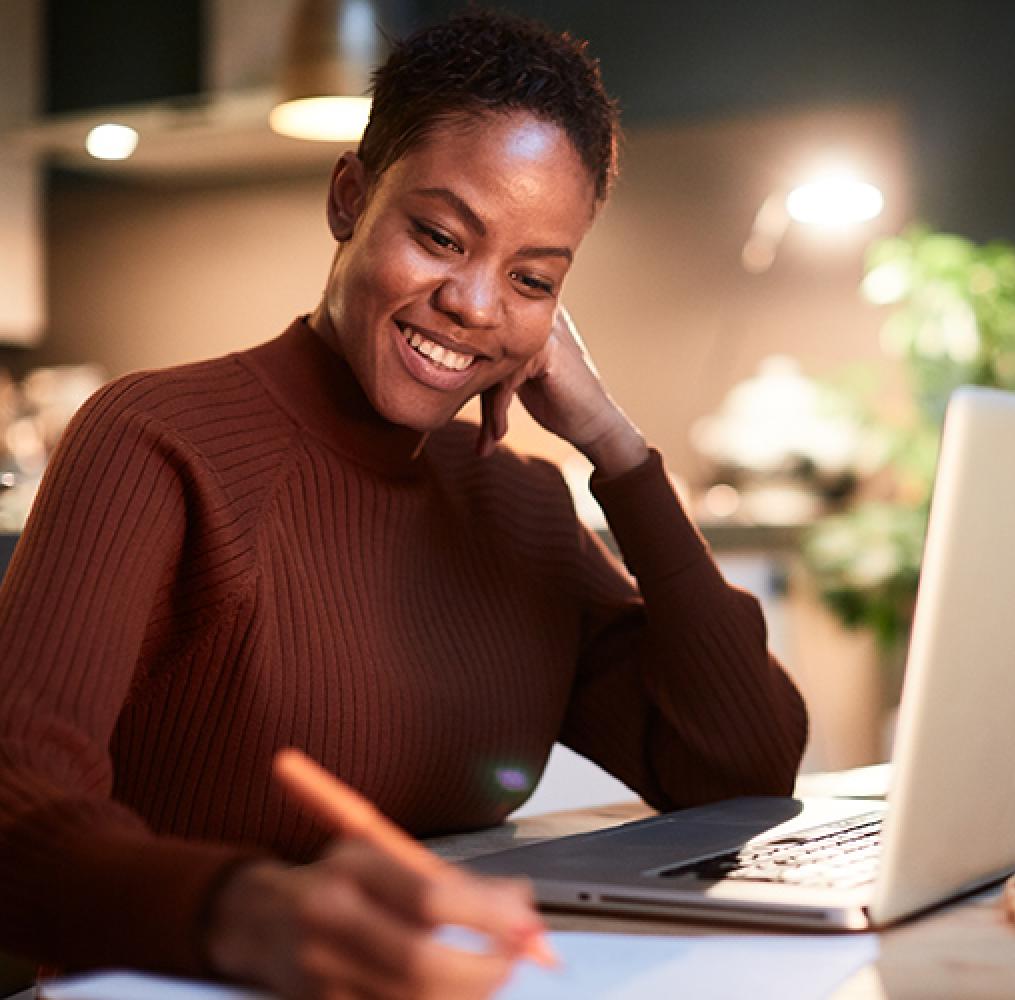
[702,483,742,520]
[269,96,371,141]
[862,261,911,305]
[84,123,139,161]
[786,172,884,227]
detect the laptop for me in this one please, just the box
[469,386,1015,931]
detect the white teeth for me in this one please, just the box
[400,325,474,372]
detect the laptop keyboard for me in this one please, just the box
[659,811,884,889]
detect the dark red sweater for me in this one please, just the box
[0,319,806,975]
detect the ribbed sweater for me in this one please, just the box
[0,318,806,976]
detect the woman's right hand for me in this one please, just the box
[206,839,540,999]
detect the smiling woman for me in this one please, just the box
[0,10,806,1000]
[313,111,594,434]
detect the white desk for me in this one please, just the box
[427,791,1015,999]
[24,774,1015,999]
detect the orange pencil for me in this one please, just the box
[273,747,559,969]
[1004,874,1015,922]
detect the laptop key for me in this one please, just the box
[659,813,884,888]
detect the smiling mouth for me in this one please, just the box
[397,324,477,372]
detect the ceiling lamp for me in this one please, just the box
[269,0,390,142]
[742,164,886,273]
[786,172,885,227]
[84,123,139,161]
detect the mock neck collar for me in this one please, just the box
[240,317,428,478]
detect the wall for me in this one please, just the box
[41,102,909,487]
[0,0,44,346]
[425,0,1015,242]
[42,170,334,374]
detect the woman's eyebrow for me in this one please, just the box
[412,187,573,263]
[413,187,487,236]
[517,244,573,264]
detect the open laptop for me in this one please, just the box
[469,386,1015,931]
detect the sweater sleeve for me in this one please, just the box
[0,381,263,975]
[557,449,808,812]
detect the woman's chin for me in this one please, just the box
[376,387,468,433]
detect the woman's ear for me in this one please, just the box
[326,152,369,241]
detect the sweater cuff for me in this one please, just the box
[589,448,709,583]
[1,800,269,978]
[72,832,268,977]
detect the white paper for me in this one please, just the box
[38,972,272,1000]
[39,931,878,1000]
[495,931,879,1000]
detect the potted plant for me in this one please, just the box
[803,227,1015,683]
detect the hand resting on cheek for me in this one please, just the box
[477,306,649,479]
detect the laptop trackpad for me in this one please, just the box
[470,797,810,881]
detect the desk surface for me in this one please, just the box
[427,800,1015,1000]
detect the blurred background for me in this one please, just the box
[3,0,1015,801]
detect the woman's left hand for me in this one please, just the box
[477,306,649,478]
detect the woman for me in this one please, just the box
[0,10,807,999]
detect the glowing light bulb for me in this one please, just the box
[85,123,139,161]
[785,173,884,228]
[269,96,372,141]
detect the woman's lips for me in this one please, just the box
[393,322,481,391]
[401,324,474,370]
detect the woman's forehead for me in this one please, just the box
[375,111,596,222]
[413,108,568,154]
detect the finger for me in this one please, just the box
[490,385,511,443]
[422,872,544,952]
[410,934,517,1000]
[302,876,516,1000]
[292,938,392,1000]
[552,305,598,373]
[495,362,545,436]
[477,380,515,457]
[299,877,426,996]
[554,302,577,339]
[477,387,499,457]
[323,839,432,928]
[331,840,543,950]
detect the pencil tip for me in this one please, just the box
[528,935,561,970]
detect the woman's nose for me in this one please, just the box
[433,264,503,330]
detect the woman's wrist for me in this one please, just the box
[204,860,286,983]
[579,417,649,479]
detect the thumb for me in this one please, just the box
[477,375,522,457]
[476,386,499,457]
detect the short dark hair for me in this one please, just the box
[358,9,620,203]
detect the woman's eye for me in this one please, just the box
[413,221,462,254]
[510,271,555,295]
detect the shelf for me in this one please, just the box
[699,520,805,553]
[2,88,351,183]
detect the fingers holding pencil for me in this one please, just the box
[210,750,557,1000]
[318,837,545,957]
[207,843,522,1000]
[273,748,559,971]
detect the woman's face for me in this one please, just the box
[319,110,597,431]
